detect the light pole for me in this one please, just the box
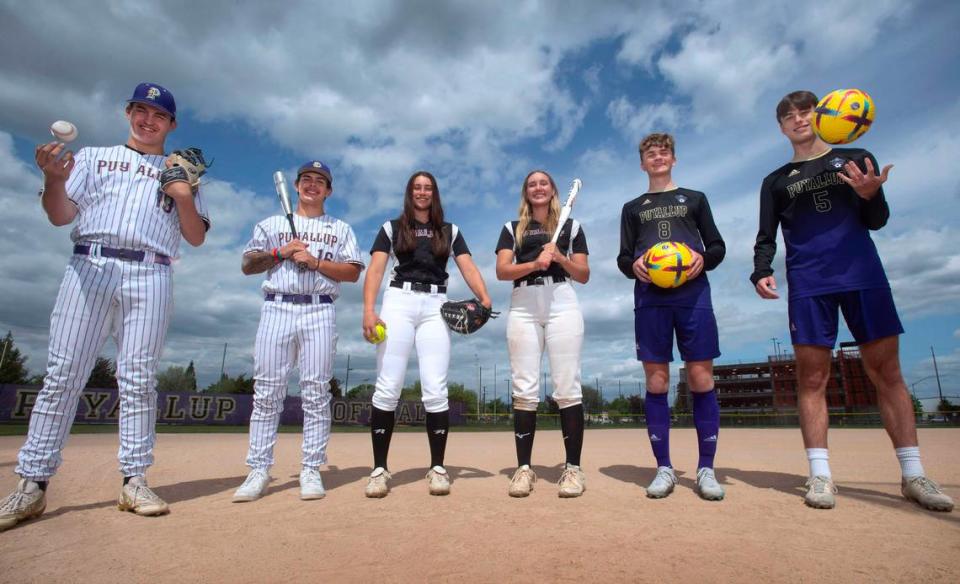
[931,346,944,404]
[344,354,354,393]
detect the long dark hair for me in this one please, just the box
[396,171,448,257]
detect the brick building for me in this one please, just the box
[676,342,879,414]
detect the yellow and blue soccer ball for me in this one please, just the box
[813,88,875,144]
[644,241,693,288]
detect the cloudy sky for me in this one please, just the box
[1,0,958,406]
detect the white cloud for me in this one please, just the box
[607,97,685,138]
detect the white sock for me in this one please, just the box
[895,447,925,479]
[806,448,831,478]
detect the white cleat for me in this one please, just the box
[804,475,837,509]
[0,478,46,532]
[508,465,537,498]
[427,466,451,496]
[299,468,326,500]
[558,464,586,498]
[901,476,954,512]
[695,467,725,501]
[365,467,391,498]
[233,469,271,503]
[118,476,169,516]
[646,466,677,499]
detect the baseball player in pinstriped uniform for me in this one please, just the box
[495,170,590,498]
[361,171,492,497]
[232,161,364,503]
[0,83,210,531]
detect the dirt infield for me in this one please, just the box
[1,428,958,583]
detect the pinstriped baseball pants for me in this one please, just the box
[246,299,336,470]
[17,255,172,480]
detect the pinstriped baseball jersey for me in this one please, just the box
[243,214,364,298]
[64,145,211,257]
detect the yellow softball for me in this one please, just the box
[369,323,387,344]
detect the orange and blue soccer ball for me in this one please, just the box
[813,88,875,144]
[644,241,693,288]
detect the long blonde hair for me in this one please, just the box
[516,170,562,250]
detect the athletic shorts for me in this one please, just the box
[634,306,720,363]
[788,288,904,348]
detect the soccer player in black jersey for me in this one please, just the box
[361,171,492,498]
[751,90,953,511]
[495,170,590,498]
[617,133,726,501]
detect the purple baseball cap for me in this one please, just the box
[297,160,333,185]
[127,82,177,118]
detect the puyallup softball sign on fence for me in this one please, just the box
[0,384,464,426]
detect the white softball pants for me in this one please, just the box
[17,255,172,480]
[507,281,584,411]
[246,299,336,470]
[372,287,450,414]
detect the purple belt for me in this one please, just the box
[264,293,333,304]
[74,244,171,265]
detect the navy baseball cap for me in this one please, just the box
[297,160,333,185]
[127,82,177,118]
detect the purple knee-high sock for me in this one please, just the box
[644,392,671,468]
[692,389,720,469]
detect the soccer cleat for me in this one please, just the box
[426,466,451,496]
[118,476,169,516]
[508,465,537,498]
[646,466,677,499]
[558,464,586,498]
[803,475,837,509]
[695,467,725,501]
[232,469,270,503]
[299,468,326,500]
[364,467,391,498]
[0,478,46,532]
[901,476,954,512]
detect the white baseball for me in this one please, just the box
[50,120,78,143]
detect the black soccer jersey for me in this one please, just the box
[370,219,470,285]
[495,218,588,284]
[617,187,725,308]
[751,147,890,299]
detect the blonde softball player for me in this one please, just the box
[495,170,590,498]
[361,171,492,497]
[232,161,364,503]
[1,83,210,532]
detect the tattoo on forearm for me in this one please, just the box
[243,251,278,274]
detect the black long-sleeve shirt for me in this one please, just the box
[617,187,725,308]
[750,148,891,298]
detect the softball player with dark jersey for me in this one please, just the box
[0,83,209,532]
[361,171,492,497]
[495,170,590,498]
[232,161,364,503]
[751,91,953,511]
[617,133,726,501]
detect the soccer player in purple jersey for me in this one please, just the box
[751,90,953,511]
[618,133,726,501]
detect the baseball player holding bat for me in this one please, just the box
[617,133,726,501]
[495,171,590,498]
[1,83,211,531]
[361,171,492,497]
[232,161,364,502]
